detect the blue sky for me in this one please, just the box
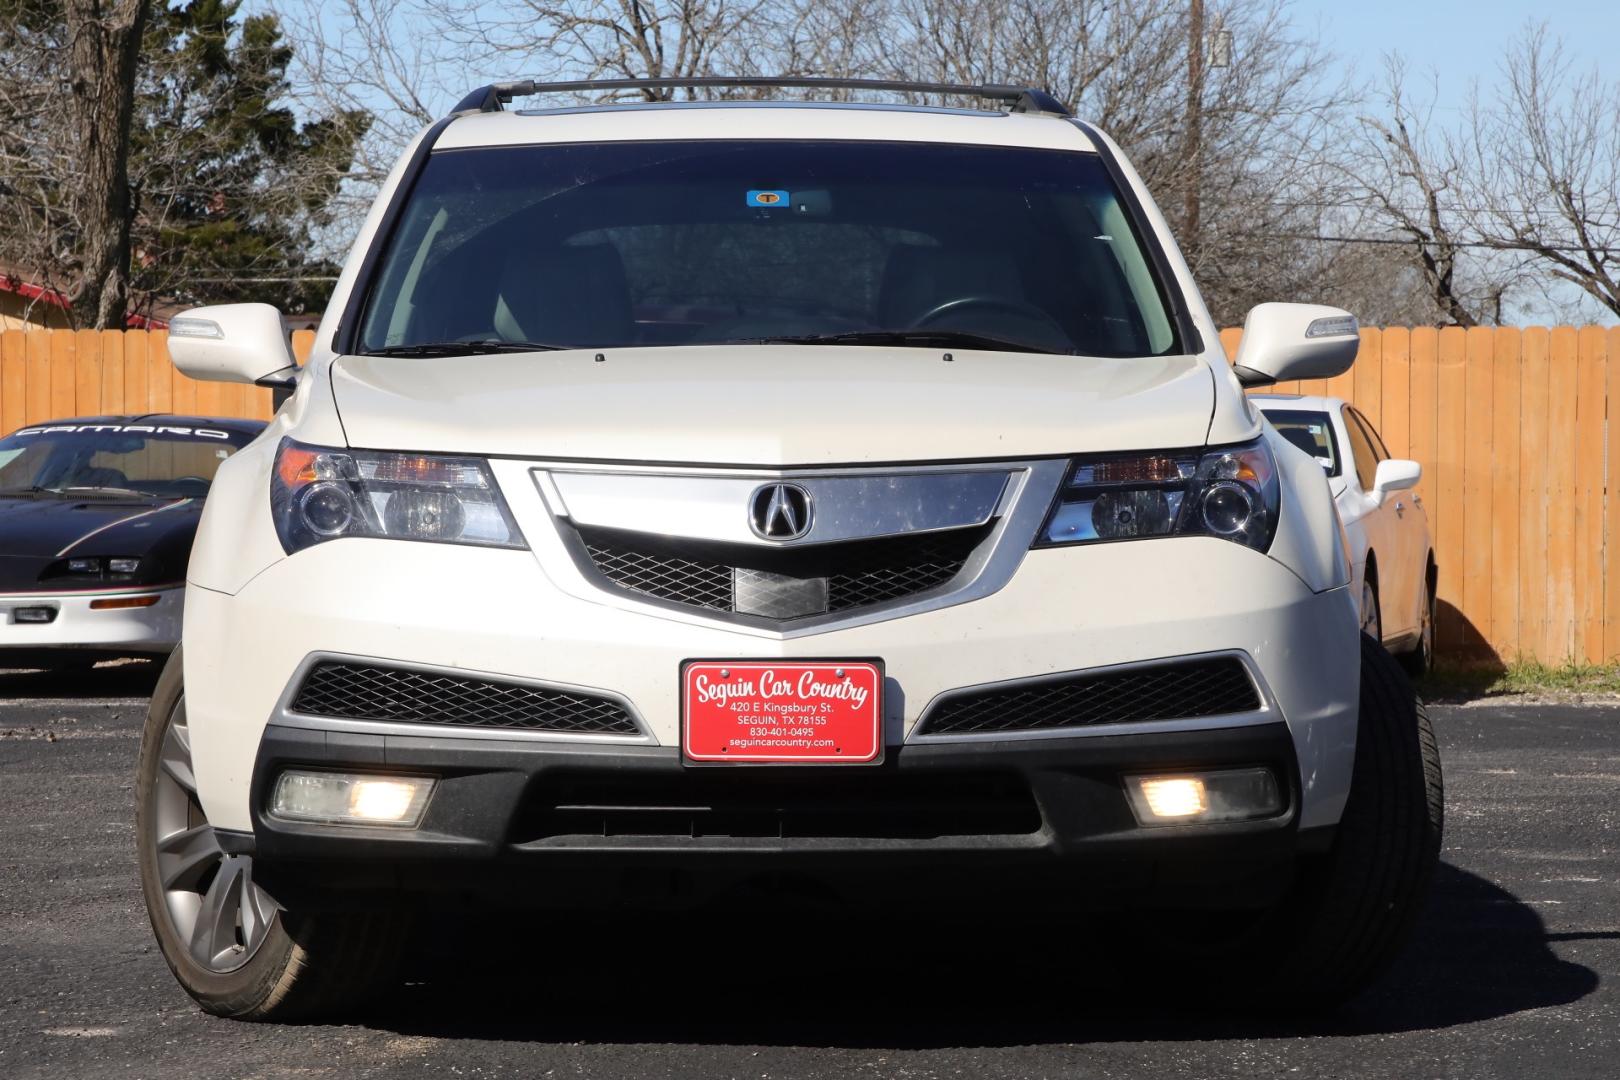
[1291,0,1618,110]
[1288,1,1617,322]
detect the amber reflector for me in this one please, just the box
[89,595,161,610]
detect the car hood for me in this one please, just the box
[0,496,199,559]
[330,346,1217,464]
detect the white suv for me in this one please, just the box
[135,77,1443,1020]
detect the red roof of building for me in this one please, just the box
[0,272,170,329]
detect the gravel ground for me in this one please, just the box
[0,661,1615,1079]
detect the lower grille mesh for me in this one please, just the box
[290,662,640,735]
[918,657,1260,735]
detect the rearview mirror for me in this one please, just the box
[1373,458,1421,495]
[1231,303,1359,388]
[167,303,297,386]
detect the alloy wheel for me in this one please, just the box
[148,700,279,973]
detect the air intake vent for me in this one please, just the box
[290,662,640,735]
[514,770,1042,842]
[917,657,1260,736]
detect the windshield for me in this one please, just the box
[1262,409,1341,477]
[0,422,258,498]
[357,140,1180,358]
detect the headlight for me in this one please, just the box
[1038,438,1279,552]
[271,439,526,554]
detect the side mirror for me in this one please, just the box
[1231,303,1359,388]
[167,304,297,387]
[1373,458,1421,495]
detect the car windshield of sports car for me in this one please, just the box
[0,424,257,499]
[356,140,1181,359]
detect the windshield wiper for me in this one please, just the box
[751,330,1066,355]
[0,485,62,498]
[361,339,571,358]
[55,485,157,499]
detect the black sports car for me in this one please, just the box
[0,415,266,667]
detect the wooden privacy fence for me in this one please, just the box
[1224,325,1620,666]
[4,324,1619,664]
[0,328,316,431]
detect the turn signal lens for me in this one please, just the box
[269,771,436,828]
[1125,768,1283,827]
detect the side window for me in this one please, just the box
[1349,408,1390,461]
[1343,407,1379,492]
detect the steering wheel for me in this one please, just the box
[908,295,1062,331]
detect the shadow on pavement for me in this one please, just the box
[0,657,162,699]
[369,860,1598,1045]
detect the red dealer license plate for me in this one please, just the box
[682,661,883,764]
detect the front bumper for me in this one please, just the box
[242,718,1322,911]
[0,585,181,656]
[185,533,1360,838]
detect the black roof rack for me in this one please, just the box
[449,76,1070,119]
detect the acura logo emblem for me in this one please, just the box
[750,483,813,540]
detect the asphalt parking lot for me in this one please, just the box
[1,663,1615,1079]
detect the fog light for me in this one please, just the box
[269,771,435,828]
[1138,777,1207,818]
[1125,768,1282,826]
[12,606,56,624]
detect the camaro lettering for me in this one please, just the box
[10,424,231,440]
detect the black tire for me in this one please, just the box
[1399,572,1437,678]
[1260,632,1444,1009]
[135,648,405,1021]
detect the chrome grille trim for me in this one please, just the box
[546,468,1011,547]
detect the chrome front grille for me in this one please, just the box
[579,525,985,620]
[532,460,1070,634]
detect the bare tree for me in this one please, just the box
[269,0,453,255]
[65,0,150,328]
[426,0,776,99]
[1,3,369,322]
[0,3,76,317]
[1346,60,1516,326]
[1463,26,1620,318]
[264,0,1423,325]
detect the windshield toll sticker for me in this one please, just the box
[746,189,789,208]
